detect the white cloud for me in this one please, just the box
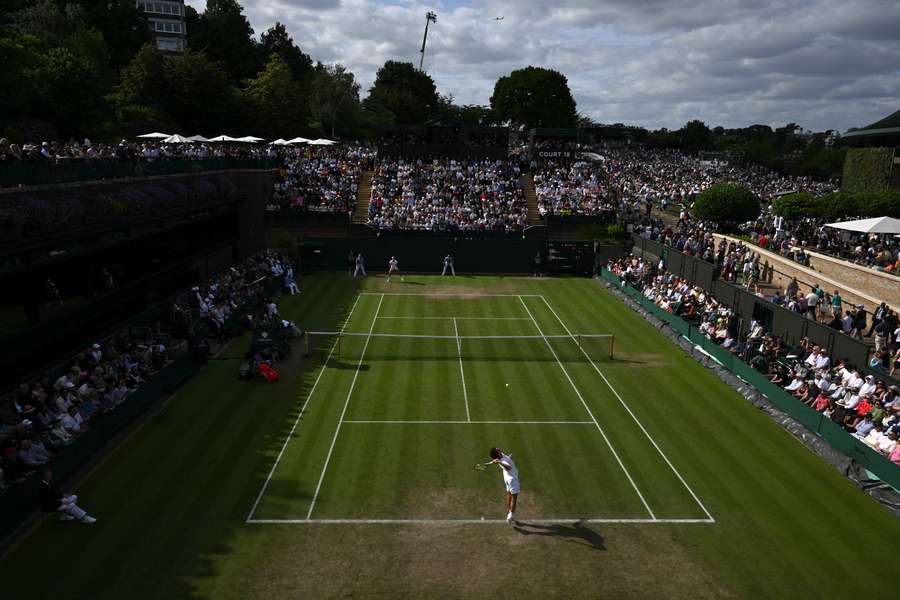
[185,0,900,131]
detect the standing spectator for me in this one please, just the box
[830,290,842,318]
[354,253,366,278]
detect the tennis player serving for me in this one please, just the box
[489,447,519,524]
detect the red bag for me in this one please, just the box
[259,363,279,382]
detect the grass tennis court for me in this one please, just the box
[2,275,898,599]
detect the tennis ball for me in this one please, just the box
[505,383,510,388]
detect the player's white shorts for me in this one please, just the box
[506,479,520,495]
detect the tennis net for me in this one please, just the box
[304,331,615,363]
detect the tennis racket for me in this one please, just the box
[473,461,493,471]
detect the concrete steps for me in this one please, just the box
[522,175,541,225]
[353,170,373,224]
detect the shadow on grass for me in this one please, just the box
[513,520,606,551]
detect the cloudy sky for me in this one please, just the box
[185,0,900,132]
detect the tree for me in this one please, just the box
[0,33,41,130]
[76,0,148,69]
[243,54,304,138]
[114,43,168,114]
[31,46,108,136]
[772,192,818,220]
[310,63,360,138]
[7,0,87,48]
[189,0,261,83]
[259,23,314,84]
[364,60,439,124]
[678,120,712,152]
[693,183,760,229]
[490,66,577,128]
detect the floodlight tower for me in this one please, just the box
[419,11,437,72]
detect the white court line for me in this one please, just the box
[306,293,385,520]
[245,294,362,523]
[343,420,595,425]
[377,316,531,320]
[539,295,716,523]
[360,292,544,297]
[452,317,471,422]
[247,518,714,525]
[518,295,657,521]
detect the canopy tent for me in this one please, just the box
[825,217,900,234]
[136,132,171,139]
[234,135,265,143]
[162,134,191,144]
[186,134,212,143]
[209,135,240,142]
[286,136,311,144]
[308,138,337,146]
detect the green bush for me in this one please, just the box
[693,183,760,228]
[772,192,818,219]
[854,189,900,218]
[842,147,894,193]
[819,191,858,220]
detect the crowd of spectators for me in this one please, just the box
[533,146,836,216]
[0,138,276,164]
[741,215,900,276]
[367,157,528,231]
[0,250,293,497]
[268,147,370,213]
[534,161,615,216]
[606,254,900,465]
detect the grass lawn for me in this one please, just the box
[1,274,898,599]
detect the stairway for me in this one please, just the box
[522,174,541,225]
[353,170,374,224]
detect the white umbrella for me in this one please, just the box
[286,136,311,144]
[825,217,900,234]
[270,139,290,146]
[308,138,338,146]
[235,136,265,143]
[186,134,212,143]
[136,132,171,139]
[163,134,191,144]
[209,135,240,142]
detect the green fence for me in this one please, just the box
[0,354,198,539]
[600,269,900,490]
[0,157,278,187]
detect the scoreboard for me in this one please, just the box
[547,240,595,276]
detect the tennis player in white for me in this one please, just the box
[489,447,519,523]
[386,256,401,282]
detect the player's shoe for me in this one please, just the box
[506,511,513,524]
[81,516,97,524]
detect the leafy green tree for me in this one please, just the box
[819,191,859,220]
[243,54,304,138]
[772,192,819,220]
[490,66,577,128]
[364,60,438,124]
[678,119,712,152]
[76,0,148,69]
[8,0,87,48]
[113,43,168,114]
[189,0,261,83]
[31,46,108,136]
[854,189,900,218]
[310,63,360,138]
[693,183,760,229]
[0,33,41,130]
[259,23,314,84]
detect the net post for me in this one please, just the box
[609,335,615,360]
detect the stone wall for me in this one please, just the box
[714,234,899,314]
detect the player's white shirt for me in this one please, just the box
[388,258,399,271]
[499,454,519,492]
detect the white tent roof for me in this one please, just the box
[308,138,337,146]
[136,132,171,139]
[235,135,264,143]
[825,217,900,234]
[163,134,190,144]
[186,134,211,143]
[286,136,311,144]
[209,135,240,142]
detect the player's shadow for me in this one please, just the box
[513,520,606,551]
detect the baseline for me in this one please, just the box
[342,420,594,424]
[247,517,714,525]
[539,295,715,522]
